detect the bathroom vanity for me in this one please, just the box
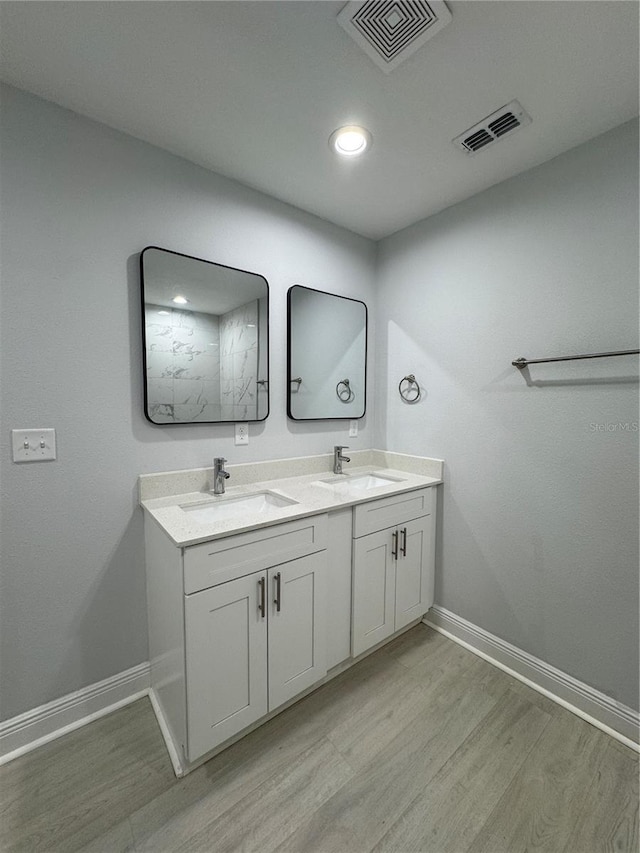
[140,450,442,776]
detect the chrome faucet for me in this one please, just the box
[213,457,230,495]
[333,445,351,475]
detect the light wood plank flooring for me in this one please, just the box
[1,625,637,852]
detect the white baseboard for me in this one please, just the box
[4,611,638,767]
[148,688,185,778]
[424,606,639,752]
[0,662,151,765]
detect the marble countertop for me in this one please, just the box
[141,460,442,547]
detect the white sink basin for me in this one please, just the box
[316,473,405,491]
[180,491,298,524]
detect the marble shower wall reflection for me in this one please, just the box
[220,300,259,421]
[145,300,262,423]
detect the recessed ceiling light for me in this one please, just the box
[329,125,372,157]
[172,295,189,305]
[157,310,170,316]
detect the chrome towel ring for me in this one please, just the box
[398,374,421,403]
[336,378,355,402]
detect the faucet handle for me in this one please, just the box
[335,445,349,451]
[214,456,227,465]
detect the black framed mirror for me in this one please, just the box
[141,246,269,424]
[287,285,367,420]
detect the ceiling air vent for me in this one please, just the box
[453,101,532,155]
[337,1,452,74]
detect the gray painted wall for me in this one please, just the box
[0,85,377,720]
[375,120,639,710]
[1,83,637,724]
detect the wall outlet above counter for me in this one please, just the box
[234,423,249,446]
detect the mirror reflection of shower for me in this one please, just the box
[141,247,269,425]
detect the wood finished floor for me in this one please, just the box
[1,625,638,853]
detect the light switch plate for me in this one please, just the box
[12,428,57,462]
[349,420,358,437]
[234,422,249,446]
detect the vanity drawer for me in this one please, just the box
[353,488,434,538]
[184,514,328,594]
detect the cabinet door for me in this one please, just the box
[185,573,268,761]
[395,514,435,631]
[268,551,327,710]
[352,527,396,657]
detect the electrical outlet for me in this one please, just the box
[349,420,358,438]
[235,422,249,446]
[12,428,57,462]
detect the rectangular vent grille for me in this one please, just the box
[338,1,452,74]
[453,101,532,155]
[489,112,520,137]
[464,129,493,152]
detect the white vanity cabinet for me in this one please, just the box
[351,488,435,657]
[143,474,440,776]
[185,550,326,761]
[145,513,328,769]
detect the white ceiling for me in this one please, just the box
[0,1,638,240]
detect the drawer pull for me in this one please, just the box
[391,530,399,561]
[258,576,266,618]
[274,571,282,612]
[401,527,407,557]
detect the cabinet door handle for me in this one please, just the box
[401,527,407,557]
[258,576,266,618]
[274,571,282,612]
[391,530,398,561]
